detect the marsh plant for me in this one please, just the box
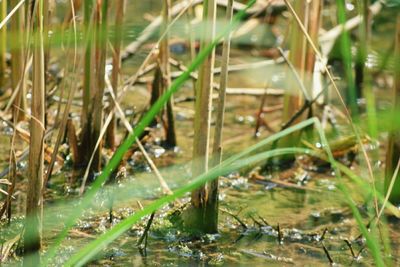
[0,0,399,266]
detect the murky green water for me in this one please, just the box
[1,0,400,266]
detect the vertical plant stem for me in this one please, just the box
[160,0,177,147]
[10,0,26,121]
[80,0,94,167]
[3,0,26,223]
[208,0,233,233]
[211,0,233,165]
[355,0,367,98]
[43,0,80,184]
[358,0,378,140]
[280,0,321,164]
[24,0,46,265]
[337,0,358,118]
[43,0,51,70]
[281,0,306,131]
[0,0,6,90]
[354,1,386,250]
[105,0,125,149]
[385,14,400,204]
[63,0,82,27]
[91,0,109,171]
[187,4,197,94]
[187,0,216,233]
[304,0,321,91]
[149,66,162,126]
[44,2,256,261]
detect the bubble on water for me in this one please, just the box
[250,34,258,43]
[17,160,28,170]
[264,182,277,190]
[327,184,336,191]
[125,109,134,116]
[152,146,166,158]
[2,125,13,136]
[235,115,245,124]
[231,177,248,190]
[346,2,355,10]
[310,211,321,219]
[245,115,255,124]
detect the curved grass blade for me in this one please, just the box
[64,147,311,266]
[42,0,257,264]
[66,115,388,266]
[66,144,387,266]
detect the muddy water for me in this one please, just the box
[91,1,400,265]
[1,0,399,266]
[79,1,400,265]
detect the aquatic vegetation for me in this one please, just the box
[0,0,399,266]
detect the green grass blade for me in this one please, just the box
[64,147,310,266]
[66,142,389,266]
[42,0,257,264]
[66,115,390,266]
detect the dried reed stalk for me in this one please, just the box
[63,0,82,28]
[208,0,234,233]
[106,0,125,149]
[188,0,217,233]
[279,0,320,160]
[91,0,109,171]
[10,0,27,121]
[79,0,94,167]
[24,0,46,265]
[160,0,177,147]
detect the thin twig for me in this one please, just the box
[277,46,310,101]
[137,212,156,248]
[377,157,400,220]
[105,75,174,196]
[322,242,334,265]
[344,239,356,258]
[220,208,247,229]
[79,112,114,195]
[319,228,328,242]
[281,82,327,130]
[277,223,283,244]
[0,0,25,30]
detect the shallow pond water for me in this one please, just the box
[1,0,400,266]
